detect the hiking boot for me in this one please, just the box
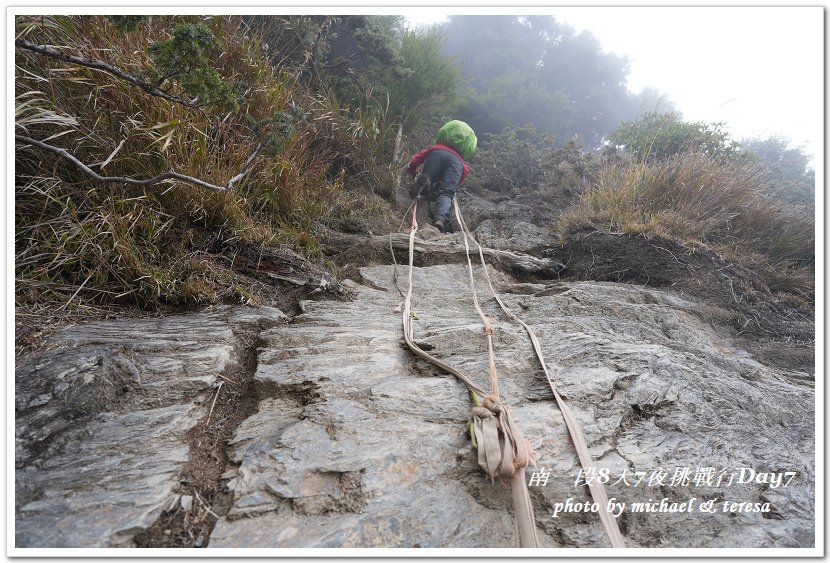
[433,219,445,233]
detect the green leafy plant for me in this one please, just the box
[108,15,147,32]
[608,111,746,163]
[148,22,240,111]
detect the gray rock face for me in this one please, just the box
[209,264,814,548]
[210,267,519,548]
[473,218,556,255]
[15,305,287,547]
[455,190,561,241]
[398,185,559,257]
[15,260,814,548]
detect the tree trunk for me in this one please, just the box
[319,228,565,280]
[393,119,404,163]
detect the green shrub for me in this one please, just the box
[108,15,147,32]
[471,124,551,194]
[148,22,241,112]
[740,135,815,208]
[609,111,746,164]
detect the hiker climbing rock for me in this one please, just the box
[406,120,477,233]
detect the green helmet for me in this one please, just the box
[435,120,477,160]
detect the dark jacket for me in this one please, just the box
[407,144,469,184]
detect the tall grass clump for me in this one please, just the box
[15,15,385,310]
[310,90,402,201]
[559,152,815,296]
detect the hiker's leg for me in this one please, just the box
[432,155,463,223]
[433,183,455,224]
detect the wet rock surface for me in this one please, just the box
[15,241,815,549]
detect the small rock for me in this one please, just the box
[180,495,193,512]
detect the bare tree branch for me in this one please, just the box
[15,39,202,109]
[226,142,265,189]
[16,134,263,192]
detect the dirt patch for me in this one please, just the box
[554,229,814,371]
[291,471,367,516]
[257,379,322,405]
[132,329,265,548]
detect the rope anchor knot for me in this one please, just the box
[471,395,531,480]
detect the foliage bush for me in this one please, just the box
[542,140,617,195]
[740,135,815,208]
[470,126,617,205]
[470,124,552,194]
[389,28,461,132]
[108,15,147,32]
[609,111,746,163]
[148,22,241,112]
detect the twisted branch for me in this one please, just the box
[15,39,201,108]
[16,134,263,192]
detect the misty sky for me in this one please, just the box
[405,7,822,164]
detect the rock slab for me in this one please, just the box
[210,264,815,548]
[14,261,815,548]
[15,305,286,547]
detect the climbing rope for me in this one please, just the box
[389,198,415,300]
[401,198,488,397]
[452,200,627,549]
[397,174,626,547]
[401,197,538,548]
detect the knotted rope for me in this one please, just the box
[453,199,627,549]
[400,197,538,548]
[470,396,529,479]
[397,187,626,548]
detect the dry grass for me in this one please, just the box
[558,152,815,296]
[15,15,393,310]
